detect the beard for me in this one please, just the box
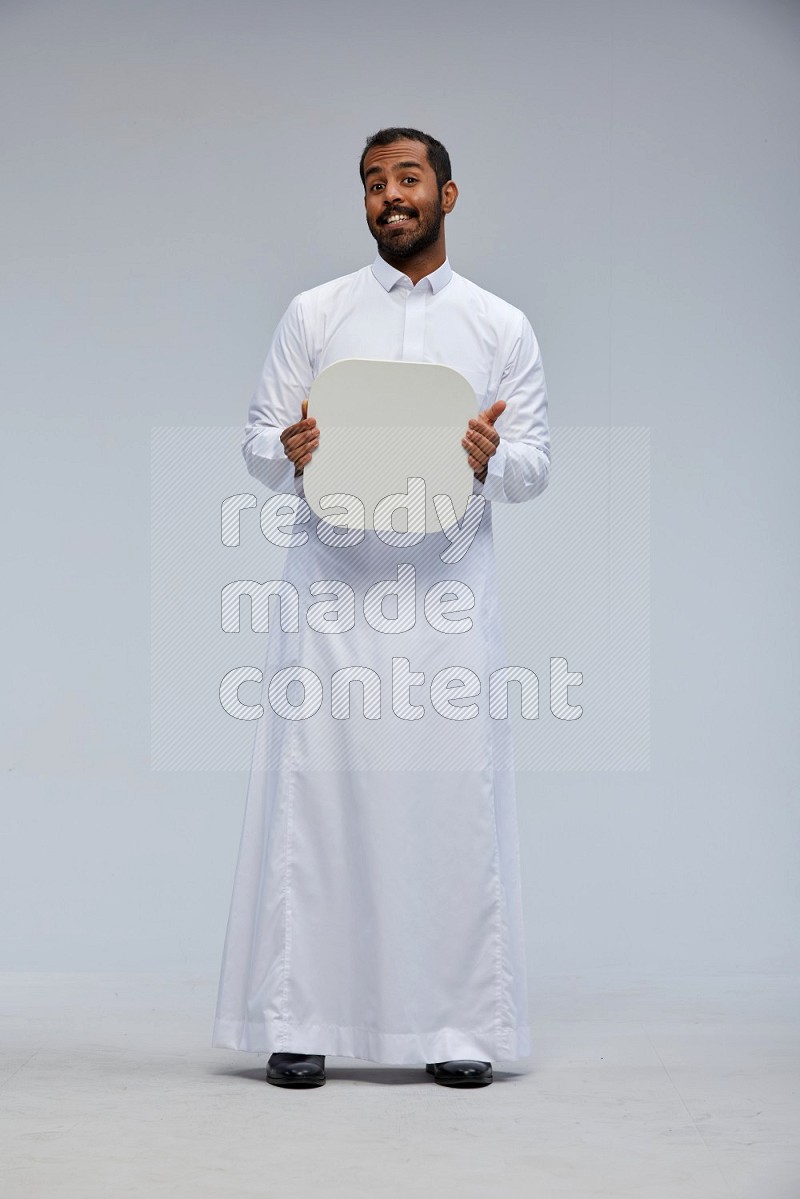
[368,196,443,259]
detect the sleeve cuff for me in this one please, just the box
[243,426,297,494]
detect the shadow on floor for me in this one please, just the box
[208,1064,525,1086]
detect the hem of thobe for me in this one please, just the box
[210,1019,531,1064]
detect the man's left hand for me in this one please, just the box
[462,399,506,483]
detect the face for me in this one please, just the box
[363,138,455,259]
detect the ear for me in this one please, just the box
[442,180,458,215]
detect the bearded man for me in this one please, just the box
[212,126,550,1089]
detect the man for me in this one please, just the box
[212,127,550,1089]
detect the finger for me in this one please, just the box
[284,432,320,462]
[463,427,499,458]
[478,399,506,426]
[462,438,488,470]
[283,426,319,450]
[468,418,500,443]
[282,423,319,448]
[280,416,317,445]
[301,398,308,419]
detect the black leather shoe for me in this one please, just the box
[425,1060,493,1087]
[266,1052,326,1088]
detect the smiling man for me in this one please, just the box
[363,136,454,285]
[212,127,551,1089]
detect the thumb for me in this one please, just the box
[480,399,506,426]
[301,397,308,419]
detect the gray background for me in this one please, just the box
[2,0,798,982]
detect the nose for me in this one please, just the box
[383,178,405,206]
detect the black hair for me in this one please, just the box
[359,127,452,194]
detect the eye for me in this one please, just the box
[371,182,384,191]
[403,176,418,184]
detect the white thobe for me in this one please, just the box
[212,253,550,1064]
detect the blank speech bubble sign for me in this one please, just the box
[302,358,476,534]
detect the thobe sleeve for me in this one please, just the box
[241,294,314,498]
[472,312,550,504]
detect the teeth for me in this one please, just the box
[385,214,409,224]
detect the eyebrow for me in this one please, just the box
[364,160,424,180]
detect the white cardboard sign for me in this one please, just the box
[303,358,477,534]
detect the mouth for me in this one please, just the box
[380,211,416,229]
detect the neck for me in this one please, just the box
[378,239,447,286]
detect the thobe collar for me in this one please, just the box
[371,252,453,295]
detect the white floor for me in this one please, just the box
[1,972,798,1198]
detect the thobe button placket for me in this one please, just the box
[401,285,427,362]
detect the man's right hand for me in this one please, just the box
[280,398,319,476]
